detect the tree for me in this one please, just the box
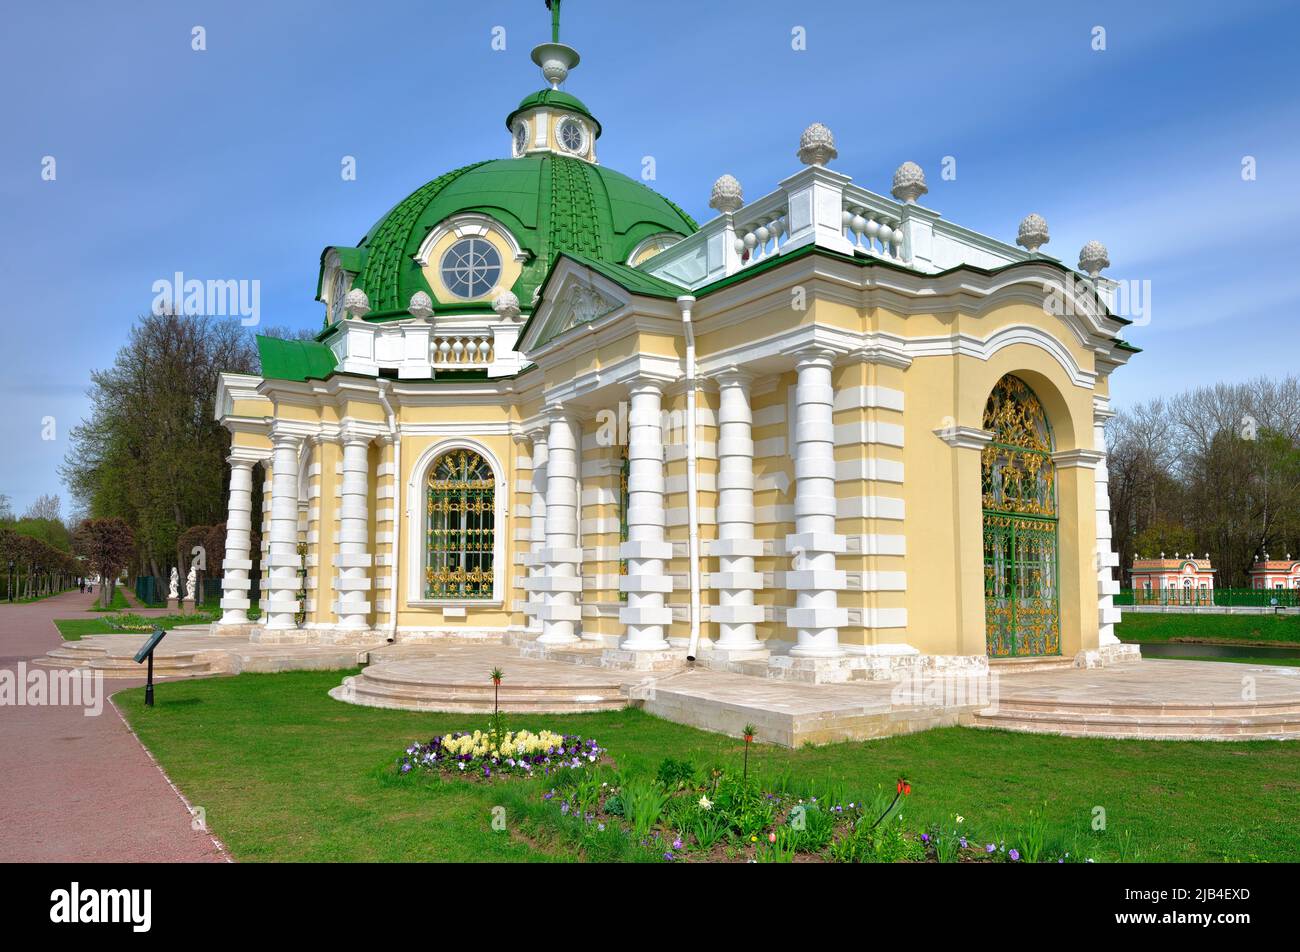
[24,493,62,522]
[73,517,136,606]
[61,312,259,582]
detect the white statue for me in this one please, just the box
[168,567,180,600]
[185,564,197,602]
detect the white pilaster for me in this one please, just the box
[521,426,548,633]
[708,370,764,648]
[334,428,373,630]
[264,431,303,629]
[1094,401,1121,645]
[619,381,674,650]
[786,350,847,656]
[217,457,255,625]
[536,408,581,644]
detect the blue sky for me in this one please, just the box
[2,0,1298,515]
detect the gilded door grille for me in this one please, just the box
[425,449,495,599]
[981,376,1060,657]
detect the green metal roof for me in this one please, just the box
[506,89,602,137]
[326,155,697,320]
[257,336,338,382]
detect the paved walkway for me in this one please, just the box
[0,590,226,862]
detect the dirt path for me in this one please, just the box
[0,589,227,862]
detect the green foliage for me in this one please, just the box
[786,802,836,852]
[653,757,697,790]
[1019,803,1050,864]
[621,778,671,839]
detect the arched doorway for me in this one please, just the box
[982,375,1060,657]
[425,449,495,599]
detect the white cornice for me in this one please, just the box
[934,426,994,450]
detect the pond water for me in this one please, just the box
[1137,641,1300,660]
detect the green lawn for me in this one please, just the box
[116,670,1300,863]
[1117,611,1300,645]
[54,612,215,640]
[91,588,131,612]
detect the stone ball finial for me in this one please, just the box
[492,290,522,322]
[1016,213,1050,254]
[343,288,371,319]
[709,174,744,214]
[797,122,838,167]
[407,290,434,320]
[891,161,928,204]
[1078,240,1110,277]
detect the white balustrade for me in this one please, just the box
[843,204,906,260]
[432,334,494,368]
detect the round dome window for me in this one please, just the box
[513,121,528,156]
[440,238,502,299]
[557,117,585,154]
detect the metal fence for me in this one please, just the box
[1116,587,1300,608]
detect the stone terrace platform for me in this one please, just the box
[32,629,1300,746]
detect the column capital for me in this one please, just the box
[269,423,305,447]
[339,423,373,447]
[713,365,755,388]
[791,346,839,371]
[310,431,338,446]
[226,453,258,469]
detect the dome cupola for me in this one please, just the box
[506,1,600,163]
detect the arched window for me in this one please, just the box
[981,375,1060,657]
[425,449,495,599]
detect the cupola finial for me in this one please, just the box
[534,1,579,89]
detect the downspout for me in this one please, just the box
[679,295,703,661]
[377,380,401,642]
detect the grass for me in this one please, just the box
[91,588,130,612]
[54,612,216,640]
[116,670,1300,863]
[1117,611,1300,645]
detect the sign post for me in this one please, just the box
[133,626,167,707]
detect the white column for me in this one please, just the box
[619,381,674,650]
[264,431,303,630]
[786,349,847,656]
[334,427,373,630]
[708,370,764,649]
[536,408,582,644]
[524,427,548,633]
[1094,402,1121,645]
[217,457,255,625]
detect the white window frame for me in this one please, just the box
[404,437,507,608]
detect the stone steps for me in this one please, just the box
[31,649,215,679]
[965,707,1300,739]
[988,696,1300,718]
[331,667,630,714]
[988,656,1078,673]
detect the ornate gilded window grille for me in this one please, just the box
[981,375,1060,657]
[425,449,495,599]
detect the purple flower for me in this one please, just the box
[663,852,675,862]
[560,801,569,815]
[672,837,683,850]
[1009,849,1020,862]
[921,833,929,842]
[959,837,968,849]
[400,763,411,774]
[986,843,996,853]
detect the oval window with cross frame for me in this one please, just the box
[439,237,502,299]
[557,117,585,154]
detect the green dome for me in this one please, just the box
[332,155,697,318]
[506,89,601,138]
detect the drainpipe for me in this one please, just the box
[377,380,401,642]
[679,295,703,661]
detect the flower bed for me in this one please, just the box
[398,730,606,781]
[525,758,1122,863]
